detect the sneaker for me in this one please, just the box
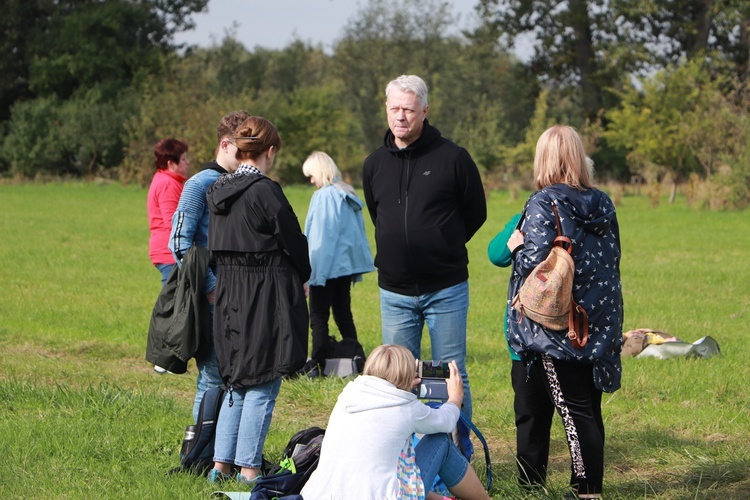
[206,469,235,484]
[153,365,167,374]
[236,472,260,486]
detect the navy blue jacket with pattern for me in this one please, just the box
[507,184,623,392]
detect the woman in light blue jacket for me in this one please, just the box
[297,151,375,378]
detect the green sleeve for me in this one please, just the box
[487,213,522,267]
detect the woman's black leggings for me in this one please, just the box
[308,275,357,363]
[513,357,605,494]
[541,356,605,494]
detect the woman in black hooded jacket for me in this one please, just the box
[506,125,623,498]
[204,116,310,485]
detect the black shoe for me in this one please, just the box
[292,359,323,379]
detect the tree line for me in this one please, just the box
[1,0,748,208]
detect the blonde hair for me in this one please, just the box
[233,116,282,162]
[533,125,594,190]
[302,151,341,186]
[363,344,416,391]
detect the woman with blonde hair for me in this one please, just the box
[505,125,623,498]
[296,151,374,378]
[302,344,490,499]
[205,116,311,485]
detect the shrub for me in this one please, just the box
[1,96,72,177]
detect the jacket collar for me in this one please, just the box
[383,119,441,154]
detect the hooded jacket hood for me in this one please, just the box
[332,181,365,212]
[207,172,267,216]
[545,184,614,237]
[382,119,443,202]
[383,118,441,154]
[339,375,416,414]
[342,189,365,212]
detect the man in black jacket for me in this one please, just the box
[362,74,486,419]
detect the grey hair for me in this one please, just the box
[385,75,428,107]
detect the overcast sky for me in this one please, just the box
[173,0,486,53]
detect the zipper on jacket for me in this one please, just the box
[402,152,420,294]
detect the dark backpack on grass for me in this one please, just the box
[178,385,226,475]
[249,426,326,499]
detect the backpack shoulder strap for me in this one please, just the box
[458,414,493,492]
[552,203,572,253]
[552,203,562,237]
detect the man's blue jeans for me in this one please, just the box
[193,303,223,423]
[380,280,472,419]
[213,378,282,468]
[416,433,470,490]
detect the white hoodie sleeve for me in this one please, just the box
[411,401,460,435]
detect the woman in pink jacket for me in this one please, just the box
[147,138,189,286]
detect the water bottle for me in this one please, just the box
[180,425,196,459]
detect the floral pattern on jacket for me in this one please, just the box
[507,184,623,392]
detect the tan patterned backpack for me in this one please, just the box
[512,203,588,348]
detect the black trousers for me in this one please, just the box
[308,275,357,364]
[513,357,605,495]
[511,359,554,487]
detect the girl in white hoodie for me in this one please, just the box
[302,344,490,500]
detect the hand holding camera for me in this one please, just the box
[413,359,462,403]
[445,360,463,408]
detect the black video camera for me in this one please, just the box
[412,360,450,400]
[418,360,450,379]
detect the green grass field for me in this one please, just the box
[0,182,748,499]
